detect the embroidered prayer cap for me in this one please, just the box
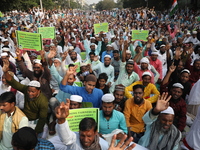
[106,44,112,47]
[2,47,10,52]
[28,80,41,88]
[80,62,88,67]
[70,95,83,103]
[90,37,96,40]
[172,83,184,89]
[115,84,125,92]
[1,52,8,57]
[33,59,42,65]
[102,94,115,103]
[2,39,9,42]
[140,57,150,64]
[180,69,190,75]
[127,59,134,65]
[53,58,61,62]
[151,51,159,55]
[160,44,166,48]
[68,46,74,50]
[161,106,174,115]
[192,31,197,34]
[126,50,131,54]
[142,71,152,77]
[104,55,111,59]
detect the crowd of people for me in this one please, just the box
[0,6,200,150]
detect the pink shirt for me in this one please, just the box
[134,62,155,83]
[150,58,163,79]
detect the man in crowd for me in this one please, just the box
[124,84,152,143]
[99,93,127,140]
[0,92,28,150]
[3,59,48,136]
[49,99,109,149]
[138,93,182,150]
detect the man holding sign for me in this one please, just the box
[49,99,109,150]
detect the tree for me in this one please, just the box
[96,0,116,11]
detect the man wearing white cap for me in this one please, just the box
[101,45,113,62]
[184,30,200,47]
[150,51,163,80]
[0,52,16,75]
[69,95,83,109]
[168,83,187,132]
[2,60,48,136]
[99,94,127,141]
[138,93,181,150]
[15,48,52,100]
[125,72,160,104]
[92,55,114,86]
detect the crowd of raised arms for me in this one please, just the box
[0,6,200,150]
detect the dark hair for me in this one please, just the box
[194,59,200,64]
[89,51,95,56]
[132,84,145,91]
[12,127,38,150]
[0,92,16,104]
[98,73,108,82]
[68,64,75,67]
[79,118,97,132]
[113,50,119,53]
[85,74,97,82]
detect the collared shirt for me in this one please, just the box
[99,110,127,135]
[125,81,160,103]
[123,98,152,133]
[109,61,139,93]
[35,138,55,150]
[0,111,28,150]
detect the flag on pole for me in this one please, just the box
[169,0,178,16]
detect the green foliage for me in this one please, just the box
[96,0,116,11]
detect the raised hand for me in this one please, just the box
[175,47,183,59]
[108,134,136,150]
[2,59,9,73]
[66,65,78,75]
[61,51,68,61]
[48,50,57,59]
[169,63,176,73]
[153,92,171,114]
[55,99,70,124]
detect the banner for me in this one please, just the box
[132,30,149,42]
[37,27,55,39]
[94,23,108,34]
[16,31,42,51]
[67,108,99,132]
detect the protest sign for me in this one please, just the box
[94,22,108,34]
[132,30,149,42]
[67,108,99,132]
[37,27,55,39]
[66,62,80,72]
[16,31,42,51]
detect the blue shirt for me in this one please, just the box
[35,138,55,150]
[99,110,127,134]
[60,84,103,108]
[101,51,113,62]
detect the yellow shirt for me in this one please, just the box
[123,98,152,133]
[125,81,160,103]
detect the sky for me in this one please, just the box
[85,0,117,5]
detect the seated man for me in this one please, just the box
[3,59,48,136]
[69,95,82,109]
[125,72,160,104]
[0,92,28,150]
[124,84,152,143]
[113,85,127,112]
[99,94,127,140]
[49,100,109,149]
[12,127,55,150]
[60,65,103,108]
[138,93,182,150]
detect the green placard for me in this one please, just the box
[66,108,99,132]
[132,30,149,42]
[16,31,42,51]
[197,17,200,22]
[0,12,3,17]
[66,62,80,72]
[94,22,108,34]
[80,52,86,60]
[37,27,55,39]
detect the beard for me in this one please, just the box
[71,57,77,61]
[56,66,63,76]
[156,120,171,133]
[34,71,42,78]
[103,111,113,118]
[134,97,144,105]
[1,84,9,91]
[104,64,110,67]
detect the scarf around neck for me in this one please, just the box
[81,134,101,150]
